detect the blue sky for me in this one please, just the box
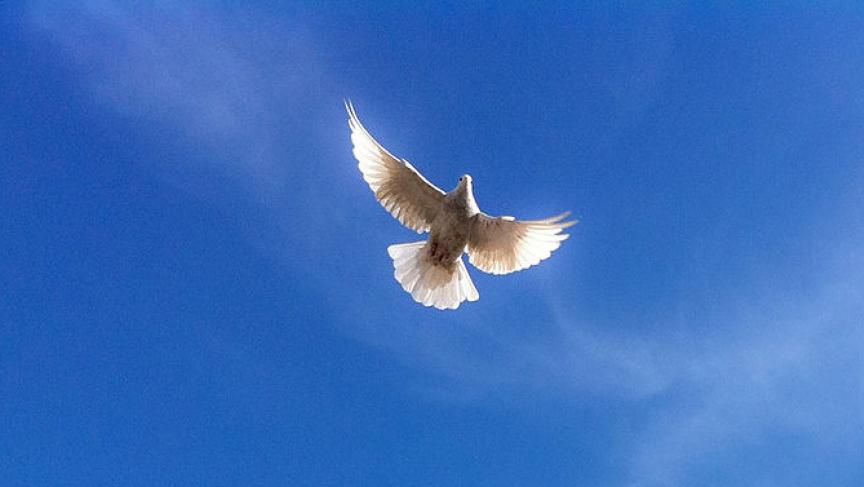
[3,2,864,486]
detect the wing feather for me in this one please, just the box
[346,101,445,233]
[467,211,577,275]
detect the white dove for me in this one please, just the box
[346,101,577,310]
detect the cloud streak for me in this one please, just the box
[626,262,864,485]
[350,182,864,484]
[28,5,864,483]
[26,1,359,289]
[28,1,328,196]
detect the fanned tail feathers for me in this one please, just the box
[387,242,479,310]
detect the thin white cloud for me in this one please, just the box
[28,5,864,482]
[349,180,864,485]
[26,1,355,287]
[625,270,864,485]
[28,1,328,196]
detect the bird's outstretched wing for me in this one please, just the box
[467,211,577,275]
[346,101,445,233]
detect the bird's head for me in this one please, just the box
[457,174,473,190]
[454,174,479,214]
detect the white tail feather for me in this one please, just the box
[387,241,479,310]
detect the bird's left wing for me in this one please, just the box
[346,101,445,233]
[467,211,577,275]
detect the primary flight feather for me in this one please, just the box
[346,101,576,310]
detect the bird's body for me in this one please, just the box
[346,101,576,310]
[426,178,477,271]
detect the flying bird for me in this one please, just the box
[346,101,576,310]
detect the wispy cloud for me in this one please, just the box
[350,184,864,484]
[28,5,864,483]
[26,1,356,286]
[625,262,864,484]
[616,177,864,484]
[28,1,329,196]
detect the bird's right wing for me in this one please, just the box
[346,101,445,233]
[467,211,577,275]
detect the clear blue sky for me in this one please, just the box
[3,2,864,486]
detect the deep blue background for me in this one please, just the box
[2,2,863,486]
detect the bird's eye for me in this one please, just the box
[459,177,463,182]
